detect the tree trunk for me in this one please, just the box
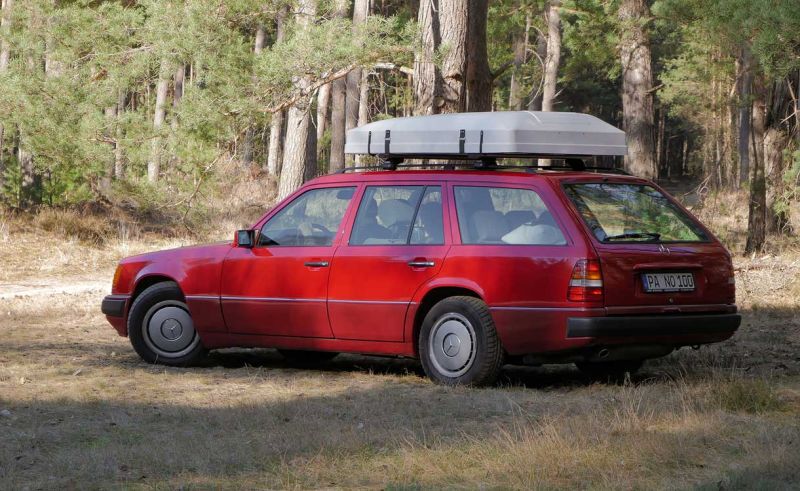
[346,0,370,132]
[764,127,790,234]
[327,0,349,170]
[305,106,318,181]
[267,111,285,175]
[104,105,117,184]
[508,15,529,110]
[277,0,317,200]
[266,8,288,175]
[0,0,13,187]
[19,145,35,209]
[438,0,468,113]
[148,60,171,183]
[541,1,561,112]
[172,64,185,130]
[527,28,548,111]
[737,45,753,187]
[316,82,331,143]
[618,0,657,179]
[414,0,441,116]
[329,78,347,172]
[745,75,767,254]
[242,27,266,170]
[466,0,492,112]
[115,89,126,179]
[353,70,372,165]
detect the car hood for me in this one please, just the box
[120,241,232,264]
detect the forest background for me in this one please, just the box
[0,0,799,253]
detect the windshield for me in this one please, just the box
[563,183,708,243]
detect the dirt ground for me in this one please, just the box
[1,231,800,489]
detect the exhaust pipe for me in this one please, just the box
[597,348,610,359]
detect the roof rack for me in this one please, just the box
[336,159,630,175]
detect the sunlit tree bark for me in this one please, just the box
[267,9,288,176]
[619,0,657,179]
[541,1,561,112]
[277,0,317,200]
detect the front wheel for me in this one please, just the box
[419,296,504,386]
[127,282,207,366]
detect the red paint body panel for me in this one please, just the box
[104,170,739,361]
[220,246,335,338]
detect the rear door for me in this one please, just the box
[327,183,449,342]
[560,180,735,313]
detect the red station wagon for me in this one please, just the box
[102,112,740,386]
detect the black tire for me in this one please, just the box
[575,360,643,381]
[127,282,207,366]
[418,296,504,386]
[278,349,339,366]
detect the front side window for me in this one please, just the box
[350,185,444,245]
[563,183,708,243]
[454,186,567,245]
[259,187,355,246]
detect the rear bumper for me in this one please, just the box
[566,313,741,338]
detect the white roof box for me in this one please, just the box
[344,111,626,159]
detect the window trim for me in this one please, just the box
[560,181,712,245]
[255,184,359,248]
[450,183,570,247]
[346,184,446,247]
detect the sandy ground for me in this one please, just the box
[1,236,800,489]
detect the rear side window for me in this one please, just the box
[453,186,567,245]
[350,185,444,245]
[563,183,708,243]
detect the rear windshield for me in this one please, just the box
[563,183,708,243]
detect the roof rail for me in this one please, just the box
[335,160,629,175]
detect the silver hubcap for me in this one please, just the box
[143,301,199,358]
[428,312,476,377]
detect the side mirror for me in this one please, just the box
[236,229,256,248]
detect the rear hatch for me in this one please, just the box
[561,179,735,314]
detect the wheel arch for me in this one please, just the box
[131,274,184,305]
[410,286,483,356]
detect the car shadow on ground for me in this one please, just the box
[201,348,665,389]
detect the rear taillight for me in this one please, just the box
[567,259,603,302]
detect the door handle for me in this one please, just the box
[304,261,329,268]
[408,260,435,268]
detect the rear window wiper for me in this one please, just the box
[603,232,661,242]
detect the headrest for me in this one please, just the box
[378,199,414,227]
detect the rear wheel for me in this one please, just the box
[419,296,504,386]
[575,360,643,380]
[278,349,339,365]
[128,282,207,366]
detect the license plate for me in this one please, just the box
[641,272,695,292]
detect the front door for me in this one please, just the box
[328,184,450,342]
[221,186,357,337]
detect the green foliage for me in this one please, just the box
[0,0,413,210]
[713,377,785,414]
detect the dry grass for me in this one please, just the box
[1,188,800,489]
[1,258,799,489]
